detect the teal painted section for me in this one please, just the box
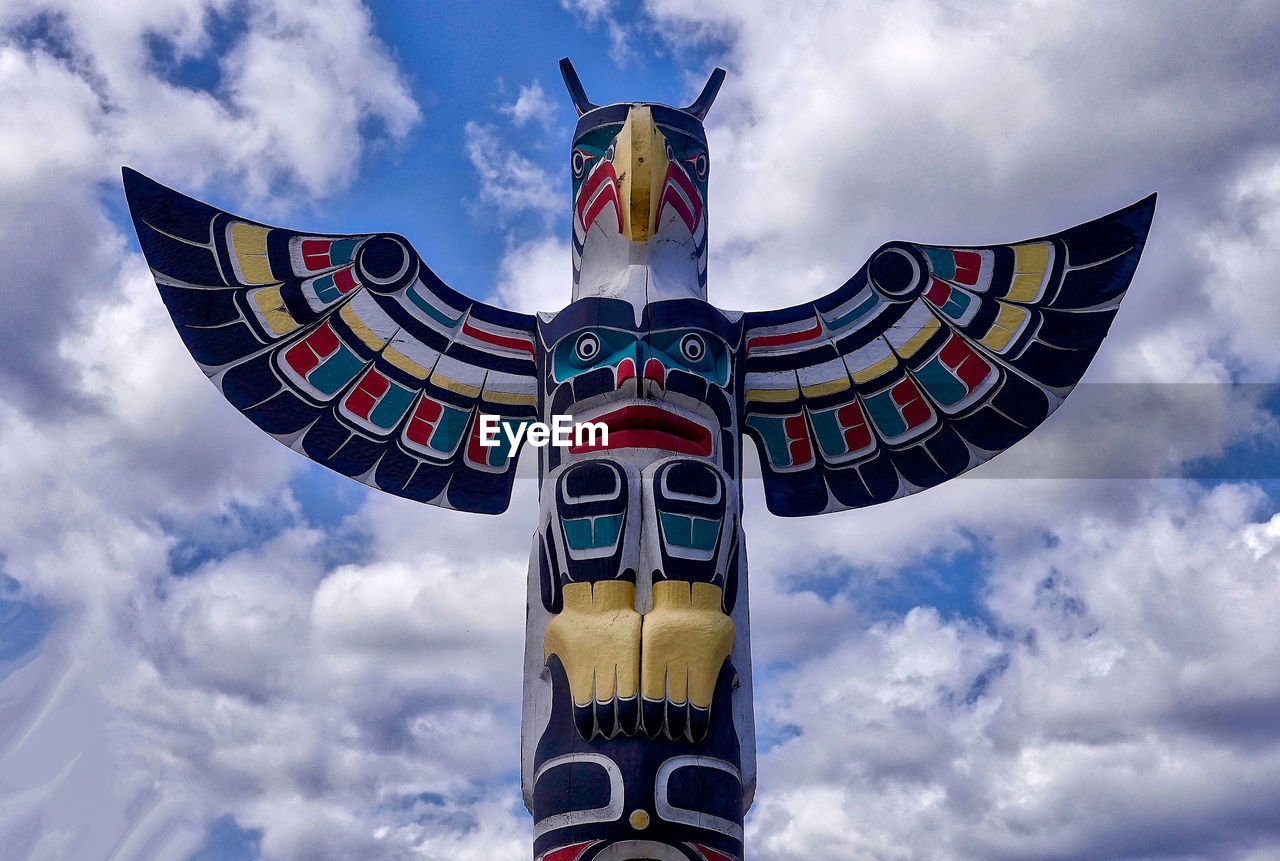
[427,403,471,453]
[807,407,847,458]
[914,359,966,406]
[745,414,793,466]
[562,513,623,550]
[369,380,416,429]
[826,291,879,330]
[660,512,720,551]
[407,282,462,327]
[309,346,365,395]
[924,247,955,280]
[330,238,361,265]
[863,389,907,438]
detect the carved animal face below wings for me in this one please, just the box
[123,168,538,514]
[739,194,1156,516]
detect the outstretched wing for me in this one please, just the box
[123,168,538,514]
[741,195,1155,516]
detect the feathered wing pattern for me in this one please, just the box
[741,195,1156,516]
[123,168,537,513]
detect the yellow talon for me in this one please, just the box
[544,580,642,706]
[640,581,734,709]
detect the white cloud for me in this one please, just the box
[499,80,556,131]
[492,234,572,313]
[464,120,559,224]
[745,483,1280,860]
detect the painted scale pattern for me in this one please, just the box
[123,168,538,514]
[741,200,1154,516]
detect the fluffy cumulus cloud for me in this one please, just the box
[6,1,1280,860]
[0,1,530,858]
[743,483,1280,861]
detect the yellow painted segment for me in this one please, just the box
[799,376,851,399]
[229,222,274,284]
[482,389,538,407]
[615,106,669,242]
[544,581,642,705]
[250,285,298,336]
[629,810,650,830]
[851,352,899,384]
[745,382,799,404]
[1007,273,1044,302]
[339,302,389,350]
[381,346,431,380]
[1007,242,1051,302]
[429,371,482,399]
[897,314,941,359]
[640,581,734,709]
[980,301,1031,352]
[1013,242,1050,273]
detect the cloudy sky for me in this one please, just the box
[2,1,1280,859]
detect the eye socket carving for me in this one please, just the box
[572,148,591,178]
[575,332,601,362]
[683,152,708,181]
[679,333,706,362]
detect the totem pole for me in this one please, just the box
[124,60,1153,861]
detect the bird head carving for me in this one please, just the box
[560,58,726,307]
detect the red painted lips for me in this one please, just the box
[569,405,713,456]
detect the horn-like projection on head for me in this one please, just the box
[683,67,727,119]
[558,57,597,116]
[560,57,727,120]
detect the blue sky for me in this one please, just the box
[4,2,1280,859]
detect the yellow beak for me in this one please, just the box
[614,106,670,242]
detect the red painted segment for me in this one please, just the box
[345,369,390,420]
[693,846,738,861]
[583,184,622,235]
[891,377,931,428]
[284,323,340,376]
[837,401,872,452]
[939,334,994,390]
[462,319,536,356]
[643,357,666,388]
[953,250,982,285]
[784,413,812,465]
[539,842,597,861]
[301,239,330,270]
[615,357,637,388]
[332,266,359,294]
[577,163,621,234]
[924,276,951,305]
[405,396,443,447]
[659,185,696,233]
[747,316,823,351]
[569,405,712,457]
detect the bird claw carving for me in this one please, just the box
[640,580,734,742]
[544,580,642,739]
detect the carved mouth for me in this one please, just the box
[569,404,713,456]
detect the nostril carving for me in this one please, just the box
[615,357,637,388]
[643,358,665,388]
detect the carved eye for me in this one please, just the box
[575,332,601,362]
[684,152,708,181]
[665,142,675,162]
[604,142,616,163]
[572,148,590,178]
[679,333,706,362]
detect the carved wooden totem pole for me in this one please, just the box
[124,59,1153,861]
